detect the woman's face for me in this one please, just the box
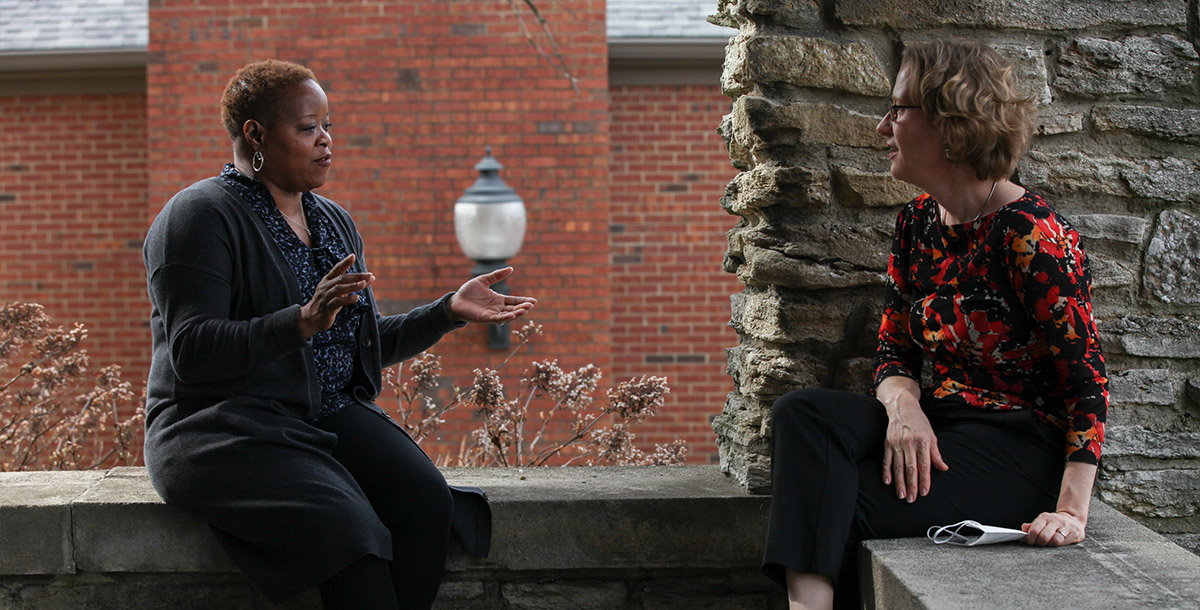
[876,66,946,190]
[255,79,333,194]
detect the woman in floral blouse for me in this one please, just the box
[761,41,1108,610]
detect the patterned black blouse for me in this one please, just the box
[219,164,368,420]
[874,191,1108,464]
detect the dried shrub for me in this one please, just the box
[385,321,685,467]
[0,302,145,471]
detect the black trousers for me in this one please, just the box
[315,402,453,610]
[761,388,1064,609]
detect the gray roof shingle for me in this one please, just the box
[0,0,728,56]
[0,0,147,53]
[607,0,731,39]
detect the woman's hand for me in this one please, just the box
[1023,461,1096,546]
[448,267,537,324]
[299,254,374,338]
[883,402,948,502]
[877,376,948,503]
[1022,510,1086,546]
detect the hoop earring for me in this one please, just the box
[252,151,264,172]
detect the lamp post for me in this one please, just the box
[454,146,527,350]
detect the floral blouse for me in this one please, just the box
[219,164,368,420]
[873,191,1108,464]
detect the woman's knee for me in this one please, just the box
[772,388,841,427]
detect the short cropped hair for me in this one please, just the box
[219,60,317,141]
[899,41,1034,181]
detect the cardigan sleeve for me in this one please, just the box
[144,185,310,385]
[335,209,464,369]
[874,202,924,388]
[1005,210,1108,464]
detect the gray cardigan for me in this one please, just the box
[143,177,463,601]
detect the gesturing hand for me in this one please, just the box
[448,267,537,324]
[882,402,949,503]
[299,254,374,338]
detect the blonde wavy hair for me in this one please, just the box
[899,41,1034,181]
[220,59,317,141]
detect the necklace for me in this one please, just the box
[279,208,311,238]
[939,180,998,226]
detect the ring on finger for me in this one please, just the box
[1055,530,1067,539]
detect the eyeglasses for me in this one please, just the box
[887,103,921,121]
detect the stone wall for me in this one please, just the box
[709,0,1200,551]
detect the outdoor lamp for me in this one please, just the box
[454,146,527,350]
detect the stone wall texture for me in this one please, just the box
[710,0,1200,552]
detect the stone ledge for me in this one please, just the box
[0,466,770,576]
[863,500,1200,610]
[4,467,1199,609]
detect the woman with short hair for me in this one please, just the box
[143,59,536,609]
[761,41,1108,610]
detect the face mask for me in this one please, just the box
[926,520,1027,546]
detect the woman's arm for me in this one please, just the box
[1022,461,1097,546]
[145,189,309,384]
[874,203,945,502]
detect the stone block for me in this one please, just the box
[1104,426,1200,461]
[442,467,773,572]
[722,36,890,97]
[640,592,773,610]
[862,501,1200,610]
[727,344,824,397]
[730,287,849,344]
[735,245,885,289]
[1100,315,1200,358]
[835,0,1186,29]
[730,218,891,272]
[1020,150,1133,197]
[1093,105,1200,143]
[731,0,821,26]
[1099,469,1200,519]
[718,112,752,170]
[1145,210,1200,304]
[501,581,627,610]
[730,96,885,162]
[1056,35,1199,96]
[0,470,103,575]
[994,43,1052,105]
[833,357,874,394]
[832,165,923,208]
[1123,158,1200,203]
[1034,109,1085,136]
[1088,254,1136,289]
[722,165,831,214]
[1069,214,1148,245]
[71,468,237,573]
[1109,369,1176,406]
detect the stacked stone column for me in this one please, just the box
[710,0,1200,552]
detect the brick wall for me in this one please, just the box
[147,0,612,462]
[0,91,150,397]
[610,84,740,462]
[2,4,740,468]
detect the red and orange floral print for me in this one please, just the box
[874,192,1108,464]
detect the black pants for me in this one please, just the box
[762,388,1064,609]
[315,402,453,610]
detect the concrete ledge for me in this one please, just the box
[863,501,1200,609]
[0,466,782,609]
[5,467,1199,609]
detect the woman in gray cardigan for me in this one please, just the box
[143,60,535,610]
